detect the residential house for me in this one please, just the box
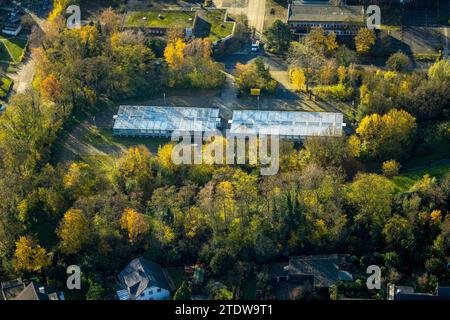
[1,280,64,300]
[269,254,354,288]
[117,257,173,300]
[1,278,25,300]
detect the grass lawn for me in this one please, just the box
[0,76,13,100]
[390,163,450,192]
[125,10,196,29]
[0,42,11,62]
[0,35,27,62]
[88,127,171,154]
[264,0,289,31]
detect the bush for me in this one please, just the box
[382,160,401,177]
[313,84,354,102]
[437,122,450,140]
[386,52,412,72]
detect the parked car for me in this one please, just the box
[251,40,260,52]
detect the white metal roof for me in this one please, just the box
[113,106,220,133]
[230,110,345,137]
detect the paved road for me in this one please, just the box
[247,0,266,34]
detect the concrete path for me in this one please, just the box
[247,0,266,34]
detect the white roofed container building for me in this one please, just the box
[113,106,221,137]
[229,110,346,141]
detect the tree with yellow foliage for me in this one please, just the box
[13,236,52,273]
[337,66,347,85]
[164,38,187,68]
[157,144,176,170]
[353,109,416,160]
[120,208,150,244]
[57,209,90,254]
[355,27,376,54]
[305,27,338,55]
[63,162,95,197]
[290,68,306,92]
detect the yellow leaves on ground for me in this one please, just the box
[14,236,52,273]
[120,208,150,244]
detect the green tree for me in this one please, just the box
[174,281,191,300]
[386,52,412,72]
[210,249,234,277]
[264,20,292,53]
[86,279,105,300]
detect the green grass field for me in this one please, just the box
[390,163,450,192]
[0,76,13,99]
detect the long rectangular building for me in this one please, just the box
[287,2,364,37]
[113,105,221,137]
[229,110,345,140]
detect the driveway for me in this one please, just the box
[247,0,266,34]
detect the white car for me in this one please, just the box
[251,41,260,52]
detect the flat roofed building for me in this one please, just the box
[288,2,364,36]
[229,110,345,140]
[113,105,221,137]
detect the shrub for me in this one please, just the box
[437,122,450,140]
[386,52,412,72]
[313,84,354,102]
[382,160,401,177]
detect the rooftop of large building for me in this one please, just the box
[229,110,345,138]
[113,105,221,134]
[288,2,364,23]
